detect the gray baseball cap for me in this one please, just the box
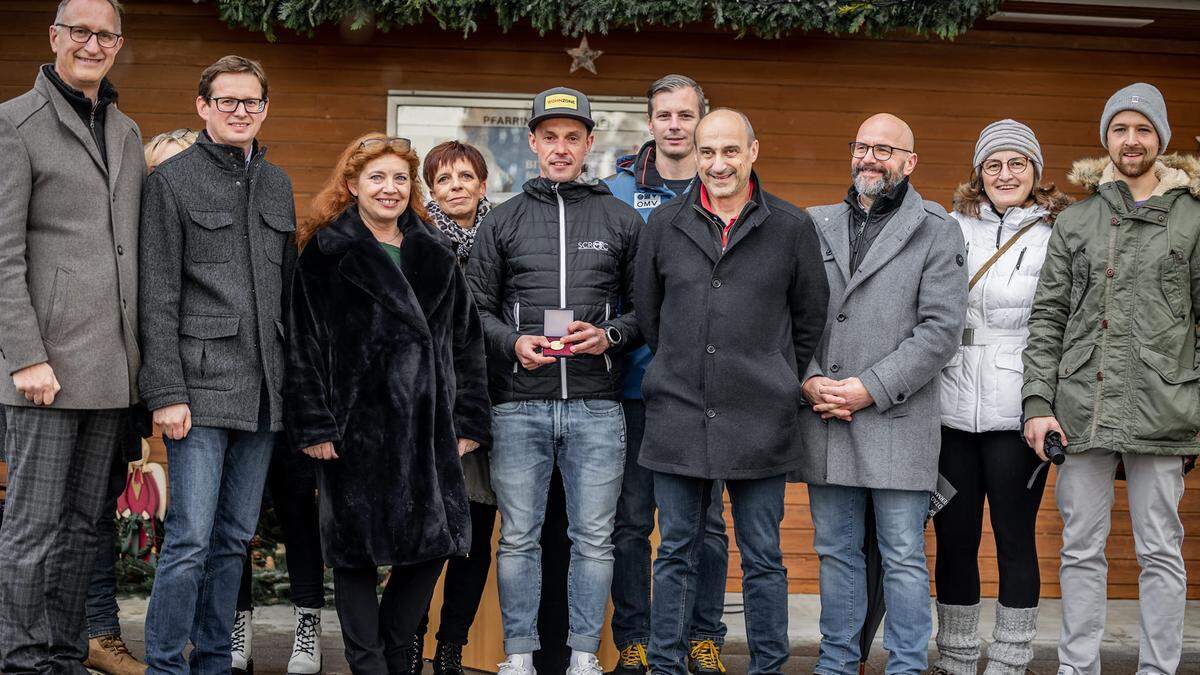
[528,87,595,133]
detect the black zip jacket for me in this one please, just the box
[465,177,643,403]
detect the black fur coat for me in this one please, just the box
[285,206,491,568]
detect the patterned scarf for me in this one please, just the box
[426,197,491,268]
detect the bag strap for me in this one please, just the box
[968,222,1038,291]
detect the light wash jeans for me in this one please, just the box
[808,485,932,675]
[489,398,626,654]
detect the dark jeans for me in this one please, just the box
[533,467,571,674]
[612,400,728,649]
[649,472,787,675]
[417,500,498,645]
[334,559,446,675]
[84,448,131,638]
[237,441,325,611]
[934,426,1046,608]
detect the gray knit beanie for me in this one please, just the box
[973,119,1043,174]
[1100,82,1170,151]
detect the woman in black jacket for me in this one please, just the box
[285,132,490,674]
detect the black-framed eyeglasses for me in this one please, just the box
[359,137,412,151]
[208,97,268,114]
[981,156,1031,176]
[54,23,121,48]
[849,141,914,161]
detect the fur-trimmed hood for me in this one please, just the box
[1068,153,1200,198]
[952,180,1072,225]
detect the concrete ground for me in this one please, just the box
[114,593,1200,672]
[113,594,1200,674]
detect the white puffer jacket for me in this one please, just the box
[939,202,1053,432]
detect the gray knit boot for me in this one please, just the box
[983,604,1038,674]
[933,602,981,675]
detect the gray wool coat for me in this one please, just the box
[793,185,967,492]
[138,133,296,432]
[0,69,144,408]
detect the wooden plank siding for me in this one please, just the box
[1,0,1199,600]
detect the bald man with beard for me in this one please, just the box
[793,113,967,674]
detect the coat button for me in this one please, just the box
[1101,319,1109,329]
[711,278,722,288]
[1106,267,1115,278]
[1158,215,1165,222]
[837,313,847,322]
[706,344,716,354]
[830,364,841,373]
[116,245,124,256]
[1110,217,1119,225]
[897,393,906,402]
[706,408,717,418]
[1097,371,1104,381]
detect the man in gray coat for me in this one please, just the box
[795,113,967,675]
[0,0,145,671]
[138,55,296,674]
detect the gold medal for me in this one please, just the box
[550,340,565,350]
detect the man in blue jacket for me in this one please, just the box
[603,74,730,675]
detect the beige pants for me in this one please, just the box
[1055,449,1187,675]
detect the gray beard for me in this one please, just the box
[853,167,901,198]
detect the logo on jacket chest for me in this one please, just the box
[634,192,662,210]
[577,240,611,252]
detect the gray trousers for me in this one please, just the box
[1055,448,1187,675]
[0,405,126,675]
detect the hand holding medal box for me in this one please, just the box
[542,308,575,357]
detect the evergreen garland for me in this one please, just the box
[198,0,1002,40]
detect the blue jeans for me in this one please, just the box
[144,422,275,674]
[808,485,931,675]
[612,400,728,649]
[650,472,787,675]
[489,399,626,655]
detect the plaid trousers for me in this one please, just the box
[0,405,126,675]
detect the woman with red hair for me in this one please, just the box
[286,133,491,674]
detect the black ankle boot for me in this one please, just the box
[432,641,464,675]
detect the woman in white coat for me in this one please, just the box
[931,120,1071,675]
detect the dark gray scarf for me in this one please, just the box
[425,197,490,268]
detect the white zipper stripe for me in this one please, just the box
[555,184,568,400]
[603,301,612,372]
[512,301,520,375]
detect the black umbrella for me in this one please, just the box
[858,474,957,673]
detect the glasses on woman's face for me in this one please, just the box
[849,141,913,162]
[359,137,412,151]
[54,23,120,48]
[981,157,1030,176]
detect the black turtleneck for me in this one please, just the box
[42,63,117,165]
[845,177,909,275]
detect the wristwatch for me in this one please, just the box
[604,325,623,347]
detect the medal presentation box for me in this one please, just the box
[542,308,575,357]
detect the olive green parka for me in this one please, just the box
[1022,153,1200,456]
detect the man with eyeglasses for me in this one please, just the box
[139,54,297,675]
[0,0,147,671]
[794,113,967,674]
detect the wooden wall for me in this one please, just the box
[2,0,1199,600]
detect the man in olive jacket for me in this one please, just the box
[0,1,145,670]
[794,113,967,675]
[635,108,829,675]
[1022,83,1196,675]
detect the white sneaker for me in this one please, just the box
[287,606,323,674]
[231,609,253,673]
[565,653,602,675]
[498,654,536,675]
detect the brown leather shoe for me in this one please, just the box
[84,634,147,675]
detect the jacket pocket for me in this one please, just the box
[1069,248,1090,314]
[1058,342,1095,379]
[41,267,75,345]
[179,314,240,391]
[1132,345,1200,442]
[992,346,1025,422]
[1160,252,1189,319]
[188,210,234,263]
[939,349,964,417]
[261,212,295,264]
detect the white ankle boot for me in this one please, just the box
[287,606,323,674]
[231,609,254,674]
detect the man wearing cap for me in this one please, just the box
[1022,83,1198,675]
[466,87,643,675]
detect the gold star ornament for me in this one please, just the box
[567,35,602,75]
